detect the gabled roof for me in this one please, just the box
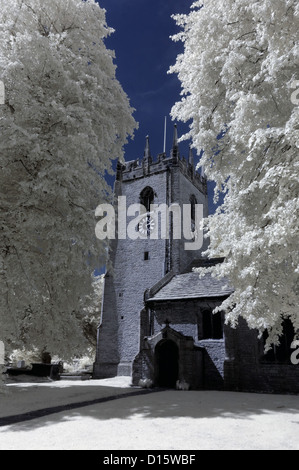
[146,258,233,303]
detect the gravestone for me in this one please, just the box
[17,360,26,369]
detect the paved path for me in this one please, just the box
[0,387,157,427]
[1,389,298,450]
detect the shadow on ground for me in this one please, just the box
[1,388,299,433]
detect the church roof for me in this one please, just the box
[146,271,233,302]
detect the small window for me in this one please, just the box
[144,252,149,261]
[201,309,223,339]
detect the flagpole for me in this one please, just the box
[163,116,167,154]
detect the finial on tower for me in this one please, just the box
[171,124,179,161]
[173,123,178,148]
[188,145,194,167]
[144,135,151,159]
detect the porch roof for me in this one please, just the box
[146,271,233,302]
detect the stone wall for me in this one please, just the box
[198,339,225,390]
[224,317,299,393]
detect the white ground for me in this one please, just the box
[0,376,298,450]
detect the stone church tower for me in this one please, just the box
[93,127,208,379]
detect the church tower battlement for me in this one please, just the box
[116,128,207,196]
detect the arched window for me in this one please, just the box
[189,195,197,234]
[190,195,197,222]
[140,186,155,212]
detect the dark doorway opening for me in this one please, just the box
[156,340,179,388]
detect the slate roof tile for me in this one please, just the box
[147,271,233,302]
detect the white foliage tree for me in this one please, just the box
[170,0,299,347]
[0,0,136,363]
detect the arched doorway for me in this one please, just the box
[155,340,179,388]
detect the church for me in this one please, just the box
[93,126,299,394]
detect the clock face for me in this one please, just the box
[138,214,155,236]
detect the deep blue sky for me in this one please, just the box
[97,0,217,214]
[98,0,195,161]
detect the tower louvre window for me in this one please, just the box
[140,186,155,212]
[190,194,197,223]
